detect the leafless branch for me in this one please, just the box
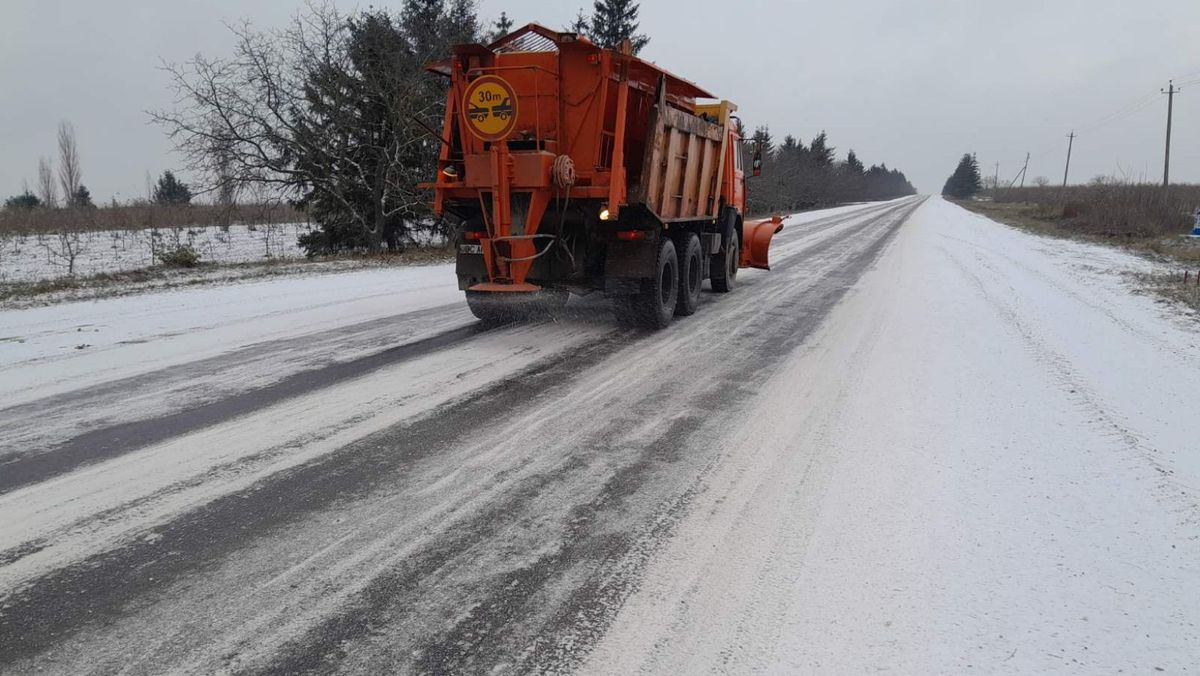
[57,121,82,204]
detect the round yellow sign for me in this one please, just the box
[462,75,519,142]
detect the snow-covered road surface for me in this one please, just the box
[1,196,1197,674]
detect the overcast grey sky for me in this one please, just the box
[2,0,1197,200]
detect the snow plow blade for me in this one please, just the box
[741,215,785,270]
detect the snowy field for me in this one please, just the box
[0,222,317,283]
[2,197,1198,673]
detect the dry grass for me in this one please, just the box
[958,188,1200,316]
[961,198,1200,265]
[0,202,306,235]
[990,182,1199,238]
[1148,273,1200,314]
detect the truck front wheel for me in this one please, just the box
[710,229,739,293]
[613,237,678,329]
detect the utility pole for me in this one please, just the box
[994,161,1000,192]
[1162,80,1178,189]
[1019,152,1030,189]
[1062,131,1075,189]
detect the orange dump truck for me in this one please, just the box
[425,23,783,328]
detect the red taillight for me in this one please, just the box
[464,231,485,241]
[615,230,645,241]
[587,53,601,65]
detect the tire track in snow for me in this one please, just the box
[0,312,483,494]
[936,224,1200,368]
[0,199,923,674]
[0,301,472,469]
[939,240,1200,504]
[362,202,920,675]
[0,329,629,665]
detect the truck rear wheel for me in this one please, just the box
[613,238,678,329]
[675,233,702,316]
[710,229,739,293]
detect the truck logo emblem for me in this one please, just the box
[462,75,519,141]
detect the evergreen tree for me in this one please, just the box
[295,3,480,254]
[401,0,446,58]
[566,9,590,35]
[443,0,478,46]
[808,131,834,167]
[750,125,774,157]
[297,11,421,252]
[941,153,982,199]
[70,184,95,208]
[153,170,193,205]
[744,129,916,213]
[490,11,514,41]
[844,150,864,175]
[4,191,41,210]
[588,0,648,53]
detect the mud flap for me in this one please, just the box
[740,215,785,270]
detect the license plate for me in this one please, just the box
[458,244,482,255]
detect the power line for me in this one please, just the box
[1077,94,1160,135]
[1020,85,1168,181]
[1076,90,1160,133]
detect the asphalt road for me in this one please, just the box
[0,197,924,674]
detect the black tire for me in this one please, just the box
[674,233,702,316]
[612,237,678,329]
[710,224,739,293]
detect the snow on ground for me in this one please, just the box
[0,198,922,674]
[0,318,611,594]
[0,200,887,408]
[0,263,462,407]
[0,222,318,283]
[6,196,1193,672]
[583,196,1200,674]
[0,199,902,594]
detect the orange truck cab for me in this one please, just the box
[424,23,783,328]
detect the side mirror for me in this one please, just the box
[752,147,763,177]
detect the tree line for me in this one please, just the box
[744,127,917,213]
[4,118,195,211]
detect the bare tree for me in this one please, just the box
[1032,176,1050,188]
[37,157,58,208]
[151,4,445,250]
[39,230,85,276]
[57,121,83,205]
